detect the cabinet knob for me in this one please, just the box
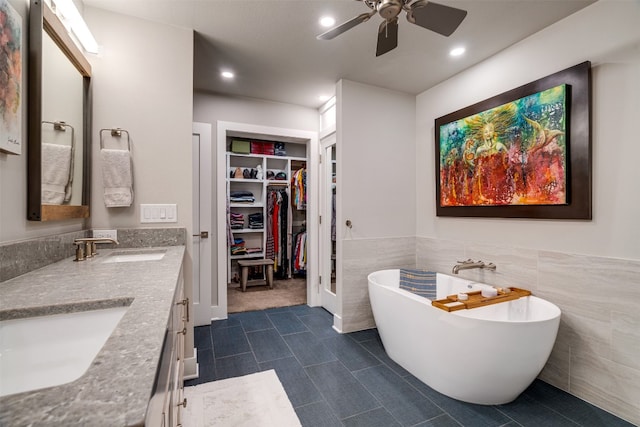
[177,327,187,336]
[178,398,187,408]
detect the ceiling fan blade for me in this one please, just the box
[317,12,376,40]
[376,18,399,57]
[407,0,467,37]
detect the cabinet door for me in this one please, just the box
[173,280,187,426]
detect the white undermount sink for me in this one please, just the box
[102,249,166,263]
[0,305,129,397]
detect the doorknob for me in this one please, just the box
[193,231,209,238]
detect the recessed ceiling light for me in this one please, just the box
[319,95,331,102]
[320,16,335,27]
[221,71,235,79]
[450,47,466,57]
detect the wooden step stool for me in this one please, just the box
[237,259,274,292]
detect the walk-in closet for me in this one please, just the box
[225,136,309,313]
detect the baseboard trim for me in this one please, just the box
[183,347,199,380]
[332,313,343,333]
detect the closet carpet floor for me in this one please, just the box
[186,305,633,427]
[227,277,306,313]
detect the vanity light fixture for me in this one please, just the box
[221,71,235,79]
[449,46,466,57]
[51,0,99,54]
[320,16,336,28]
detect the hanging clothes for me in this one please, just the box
[266,187,289,279]
[291,168,307,210]
[293,230,307,275]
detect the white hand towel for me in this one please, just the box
[41,143,72,205]
[101,148,133,207]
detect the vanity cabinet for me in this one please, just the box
[146,271,187,427]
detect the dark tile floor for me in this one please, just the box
[185,305,633,427]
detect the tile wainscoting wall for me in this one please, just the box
[415,237,640,426]
[341,237,415,333]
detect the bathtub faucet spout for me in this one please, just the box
[452,259,497,274]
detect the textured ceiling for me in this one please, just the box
[83,0,596,108]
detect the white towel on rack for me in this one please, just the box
[41,143,72,205]
[101,148,133,207]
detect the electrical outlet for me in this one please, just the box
[93,229,118,240]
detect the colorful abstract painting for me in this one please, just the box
[0,0,22,155]
[438,84,567,207]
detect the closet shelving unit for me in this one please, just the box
[226,139,307,283]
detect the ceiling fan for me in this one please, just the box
[317,0,467,57]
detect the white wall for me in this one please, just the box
[85,8,193,232]
[416,0,640,260]
[193,92,318,131]
[338,80,416,240]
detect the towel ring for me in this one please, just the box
[42,121,75,149]
[100,128,131,151]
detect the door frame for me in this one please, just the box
[319,133,338,315]
[216,121,320,318]
[192,122,214,325]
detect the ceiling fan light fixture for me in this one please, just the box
[320,16,336,27]
[317,0,467,56]
[221,71,235,79]
[450,46,465,57]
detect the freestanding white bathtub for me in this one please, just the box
[367,269,561,405]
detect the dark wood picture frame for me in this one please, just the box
[434,61,591,219]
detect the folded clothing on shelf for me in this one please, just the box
[231,237,246,255]
[248,212,263,229]
[274,142,286,156]
[230,212,245,229]
[230,190,255,203]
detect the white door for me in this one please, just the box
[319,134,337,314]
[192,122,213,326]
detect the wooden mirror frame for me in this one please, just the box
[28,0,91,221]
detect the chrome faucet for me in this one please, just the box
[73,237,119,261]
[452,259,497,274]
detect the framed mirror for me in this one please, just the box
[28,0,91,221]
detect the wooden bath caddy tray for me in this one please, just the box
[432,287,531,312]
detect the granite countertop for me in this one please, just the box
[0,245,185,426]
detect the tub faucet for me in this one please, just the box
[73,237,119,261]
[452,259,496,274]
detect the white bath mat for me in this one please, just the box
[182,370,301,427]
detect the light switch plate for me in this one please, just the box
[140,204,178,223]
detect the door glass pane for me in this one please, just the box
[324,144,337,295]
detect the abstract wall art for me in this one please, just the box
[435,62,592,219]
[1,0,23,155]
